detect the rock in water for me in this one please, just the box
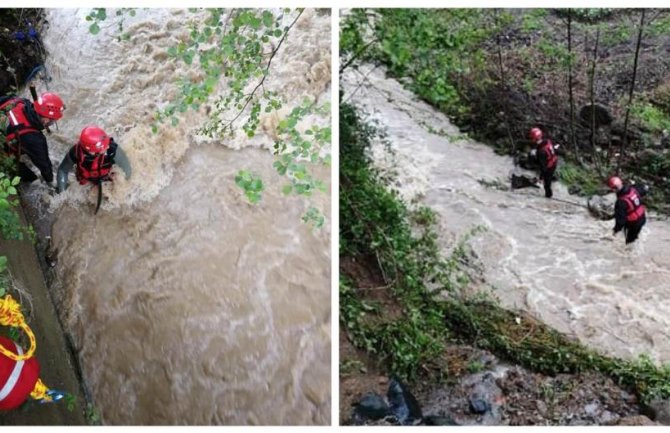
[387,377,423,424]
[587,194,616,220]
[511,173,540,190]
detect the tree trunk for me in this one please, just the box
[567,9,581,164]
[494,9,516,160]
[589,27,603,176]
[617,9,646,172]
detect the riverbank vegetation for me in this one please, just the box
[340,99,670,412]
[341,8,670,212]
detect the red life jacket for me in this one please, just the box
[620,187,645,223]
[75,143,115,184]
[540,139,558,169]
[1,98,39,155]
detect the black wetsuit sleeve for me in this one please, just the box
[68,146,77,163]
[112,145,131,179]
[613,199,627,233]
[19,131,53,183]
[57,147,76,193]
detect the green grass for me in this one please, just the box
[557,161,603,196]
[632,102,670,133]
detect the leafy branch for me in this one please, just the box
[236,98,331,229]
[85,8,136,40]
[153,8,306,139]
[0,172,30,241]
[234,169,264,204]
[84,9,330,227]
[215,10,305,137]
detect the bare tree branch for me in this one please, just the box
[617,9,646,172]
[221,10,304,131]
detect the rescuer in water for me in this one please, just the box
[608,176,648,245]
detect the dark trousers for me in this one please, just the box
[541,167,556,198]
[17,161,39,182]
[3,132,54,183]
[624,214,646,244]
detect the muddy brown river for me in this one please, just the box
[22,8,331,424]
[343,64,670,365]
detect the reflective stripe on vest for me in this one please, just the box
[621,189,645,222]
[0,343,24,403]
[2,99,39,153]
[542,141,558,169]
[8,110,19,127]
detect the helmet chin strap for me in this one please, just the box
[40,117,57,133]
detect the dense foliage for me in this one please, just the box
[340,101,463,378]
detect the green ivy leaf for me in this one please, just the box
[250,179,263,191]
[262,11,273,27]
[183,52,194,65]
[250,17,262,30]
[89,23,101,35]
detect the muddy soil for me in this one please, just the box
[0,205,87,425]
[340,254,657,426]
[340,329,654,426]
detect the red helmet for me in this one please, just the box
[79,126,111,154]
[529,127,543,142]
[33,92,64,120]
[608,176,623,190]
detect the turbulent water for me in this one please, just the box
[343,64,670,365]
[23,9,330,424]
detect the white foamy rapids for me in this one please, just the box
[36,8,331,425]
[343,64,670,364]
[39,8,330,210]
